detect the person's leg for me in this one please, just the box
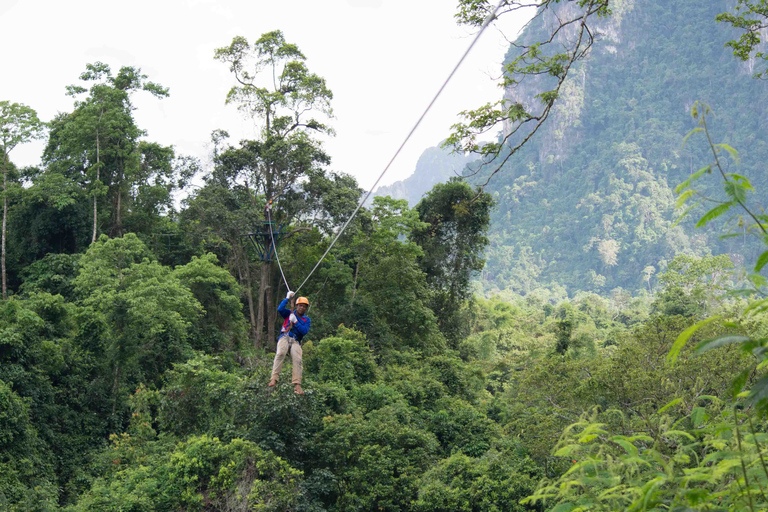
[269,335,290,386]
[291,341,304,394]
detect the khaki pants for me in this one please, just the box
[271,334,302,385]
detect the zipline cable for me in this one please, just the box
[292,2,504,295]
[266,204,291,293]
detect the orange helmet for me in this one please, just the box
[296,297,310,306]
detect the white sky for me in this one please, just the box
[0,0,531,190]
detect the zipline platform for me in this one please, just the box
[245,221,285,262]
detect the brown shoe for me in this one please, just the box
[268,378,277,387]
[294,384,305,395]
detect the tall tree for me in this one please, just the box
[0,101,44,299]
[45,63,169,240]
[411,180,493,342]
[213,31,335,347]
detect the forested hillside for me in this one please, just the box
[2,1,768,511]
[391,0,768,296]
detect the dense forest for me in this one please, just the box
[2,0,768,510]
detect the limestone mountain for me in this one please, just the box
[386,0,768,295]
[375,144,476,205]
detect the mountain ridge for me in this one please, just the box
[380,0,768,295]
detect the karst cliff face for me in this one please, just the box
[382,0,768,295]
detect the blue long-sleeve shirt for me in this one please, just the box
[277,298,311,343]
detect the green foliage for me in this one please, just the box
[652,254,734,318]
[427,397,500,457]
[70,434,304,511]
[306,326,377,388]
[717,0,768,78]
[1,101,46,298]
[350,196,445,353]
[9,6,768,510]
[172,253,246,352]
[45,62,177,239]
[0,101,46,157]
[523,404,768,511]
[215,31,332,135]
[0,379,58,511]
[18,252,81,299]
[410,2,768,295]
[158,354,244,438]
[450,0,610,173]
[73,234,203,416]
[414,450,540,512]
[312,409,440,511]
[412,179,493,344]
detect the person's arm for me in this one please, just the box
[277,299,291,319]
[292,317,311,337]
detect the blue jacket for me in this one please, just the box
[277,298,311,343]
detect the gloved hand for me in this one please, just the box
[289,313,298,324]
[286,291,295,299]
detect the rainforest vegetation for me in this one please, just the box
[2,0,768,511]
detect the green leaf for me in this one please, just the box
[610,437,638,455]
[723,182,747,204]
[674,165,710,193]
[747,274,767,289]
[675,190,696,209]
[695,203,733,228]
[658,398,683,414]
[716,143,740,164]
[746,298,768,315]
[755,251,768,272]
[671,203,700,228]
[668,316,721,365]
[696,335,751,354]
[554,444,582,457]
[681,127,703,148]
[691,406,708,427]
[748,376,768,406]
[663,430,695,441]
[731,368,751,399]
[726,173,753,189]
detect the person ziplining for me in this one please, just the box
[268,291,311,394]
[259,2,502,394]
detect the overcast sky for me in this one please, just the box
[1,0,531,190]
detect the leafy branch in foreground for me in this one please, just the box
[446,0,610,190]
[523,403,768,511]
[674,101,768,304]
[670,103,768,405]
[525,103,768,511]
[717,0,768,79]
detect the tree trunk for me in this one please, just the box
[92,129,100,243]
[255,260,269,348]
[1,152,7,299]
[266,267,276,347]
[239,259,259,346]
[115,183,122,236]
[352,260,360,300]
[111,154,124,237]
